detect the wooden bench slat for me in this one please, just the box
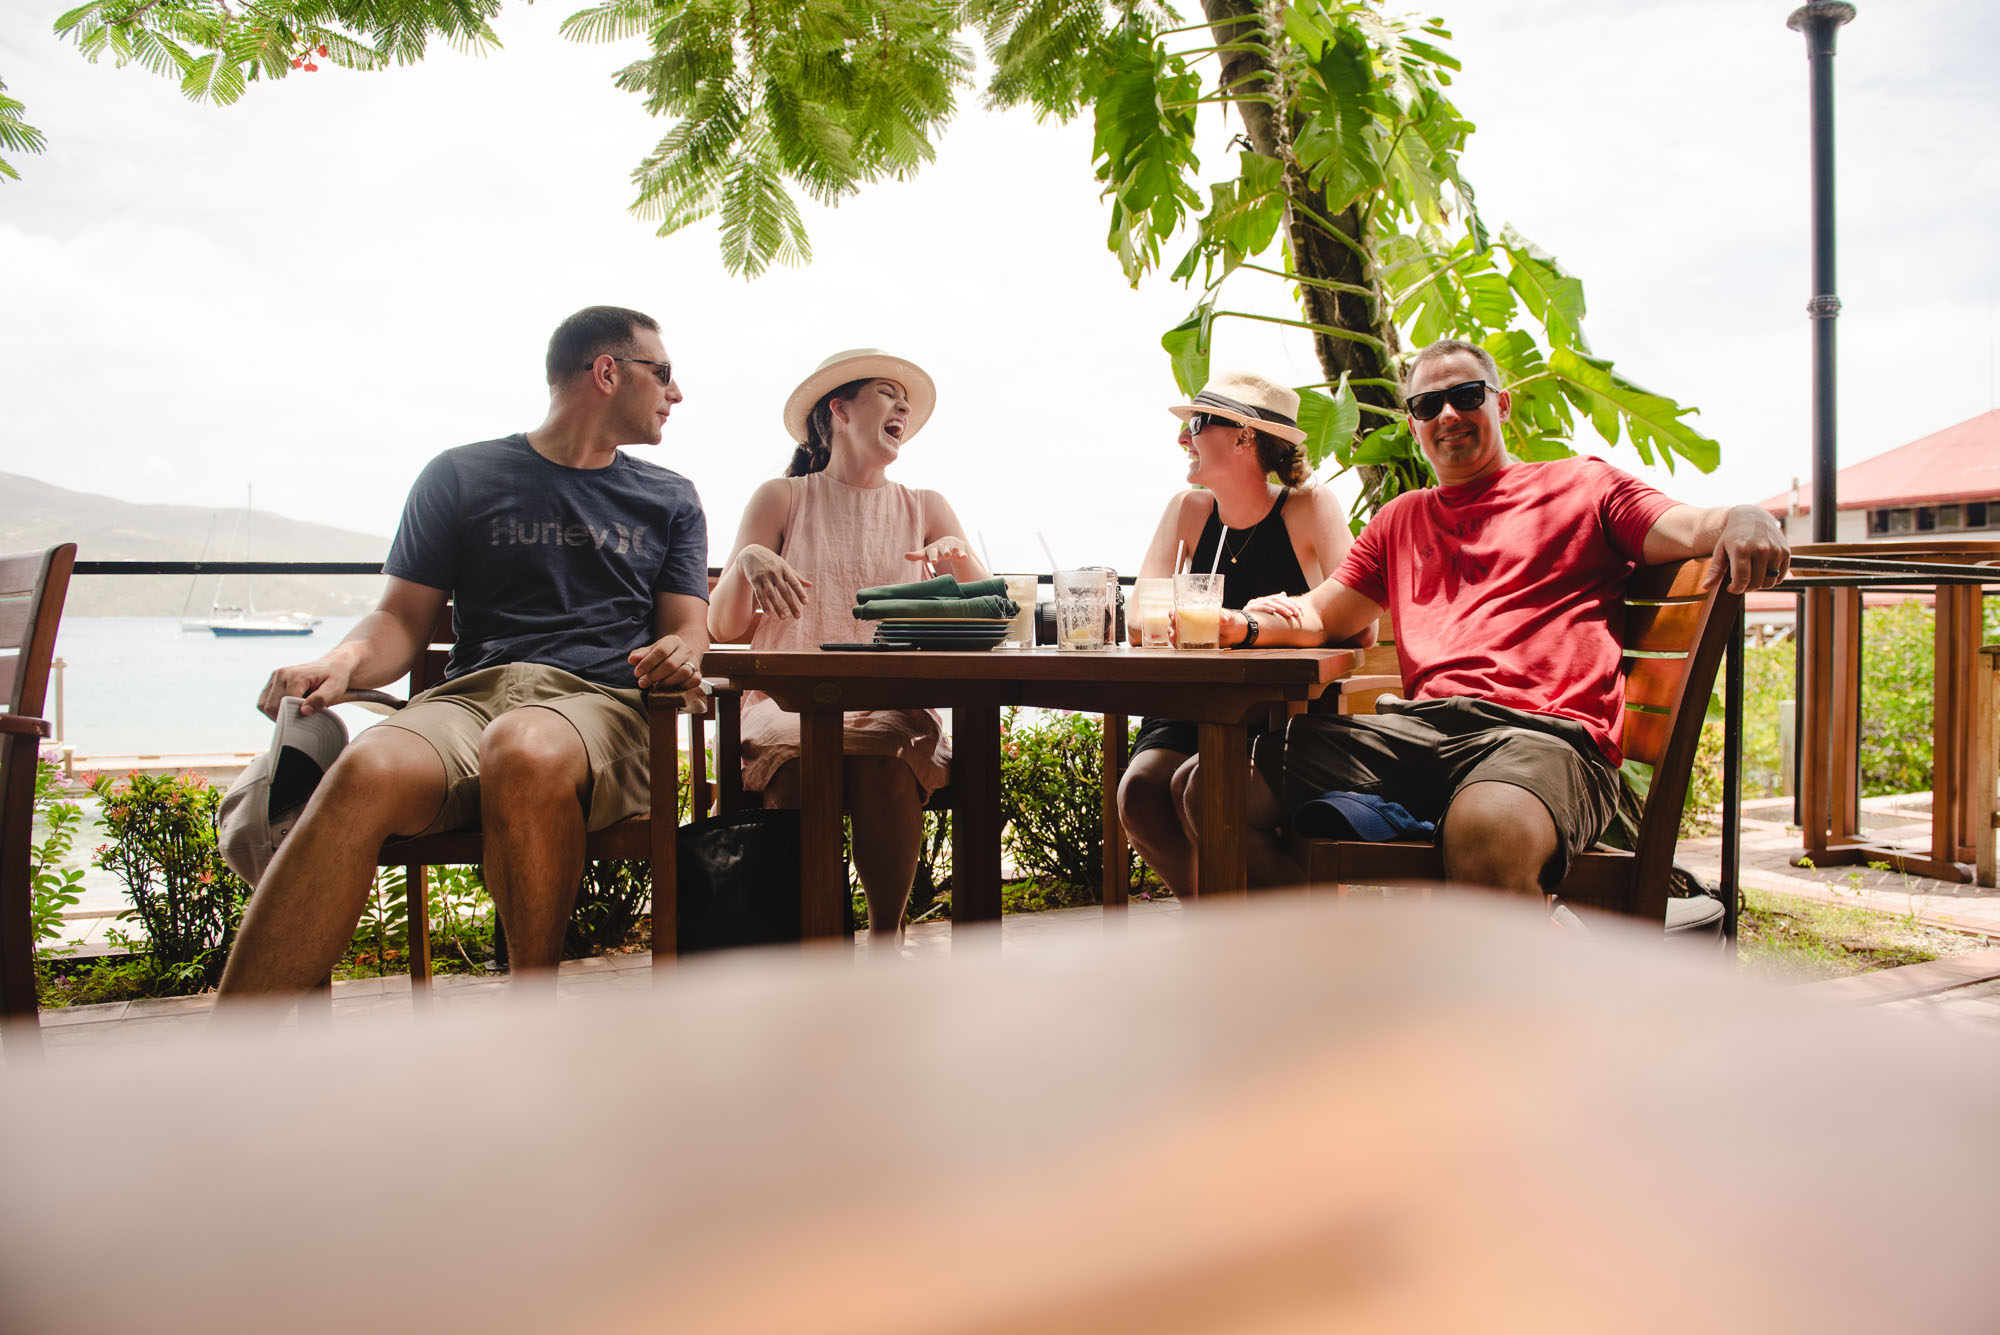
[1623,654,1695,711]
[1622,599,1705,654]
[0,597,33,651]
[1618,706,1674,768]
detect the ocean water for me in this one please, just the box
[51,616,367,759]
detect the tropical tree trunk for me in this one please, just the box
[1204,0,1401,489]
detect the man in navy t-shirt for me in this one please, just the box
[219,306,710,1003]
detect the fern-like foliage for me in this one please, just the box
[50,0,502,106]
[592,0,970,274]
[0,77,47,181]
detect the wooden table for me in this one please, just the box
[1793,540,2000,883]
[699,645,1357,940]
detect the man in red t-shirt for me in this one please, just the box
[1184,339,1791,899]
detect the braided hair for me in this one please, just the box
[785,378,872,477]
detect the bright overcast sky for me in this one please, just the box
[3,0,1996,574]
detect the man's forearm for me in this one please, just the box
[1217,608,1327,649]
[326,611,426,689]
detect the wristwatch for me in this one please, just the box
[1237,611,1260,649]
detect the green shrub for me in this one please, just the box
[1700,598,2000,807]
[567,860,650,958]
[348,863,495,977]
[1854,600,1937,796]
[998,709,1136,901]
[88,770,249,993]
[28,756,86,958]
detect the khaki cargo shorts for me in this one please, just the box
[375,662,652,836]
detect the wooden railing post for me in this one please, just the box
[1976,644,1998,889]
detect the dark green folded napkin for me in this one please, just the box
[855,575,1009,603]
[850,595,1019,620]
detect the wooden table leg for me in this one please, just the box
[1195,721,1248,897]
[797,709,848,943]
[951,702,1003,942]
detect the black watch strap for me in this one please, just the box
[1238,611,1260,649]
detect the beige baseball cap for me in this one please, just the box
[219,694,393,887]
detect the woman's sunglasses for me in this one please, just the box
[1405,379,1491,421]
[1184,411,1244,436]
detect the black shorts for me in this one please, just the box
[1251,696,1621,889]
[1132,694,1339,763]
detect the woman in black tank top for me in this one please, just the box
[1121,373,1354,896]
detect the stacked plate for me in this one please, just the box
[871,617,1013,651]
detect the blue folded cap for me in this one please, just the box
[1293,790,1435,841]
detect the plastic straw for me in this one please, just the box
[1037,530,1060,573]
[1174,539,1186,574]
[978,530,995,573]
[1209,527,1227,576]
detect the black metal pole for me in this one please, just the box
[1789,3,1856,544]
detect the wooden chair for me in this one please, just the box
[373,603,705,1003]
[1293,557,1742,932]
[1,543,78,1047]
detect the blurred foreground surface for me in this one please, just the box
[4,893,1998,1334]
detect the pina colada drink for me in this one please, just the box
[1140,606,1173,647]
[1177,605,1221,649]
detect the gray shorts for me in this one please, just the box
[1251,696,1621,889]
[374,662,652,836]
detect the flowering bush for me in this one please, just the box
[89,770,249,990]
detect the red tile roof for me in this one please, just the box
[1761,408,2000,514]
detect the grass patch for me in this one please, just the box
[1737,887,1985,982]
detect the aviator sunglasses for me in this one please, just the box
[584,355,674,386]
[1405,379,1493,421]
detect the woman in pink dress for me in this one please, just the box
[709,350,988,945]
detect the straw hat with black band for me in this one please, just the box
[1167,371,1308,446]
[782,349,937,444]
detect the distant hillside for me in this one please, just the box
[2,472,391,617]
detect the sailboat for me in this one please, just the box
[178,488,321,637]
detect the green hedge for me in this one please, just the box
[1726,598,1999,802]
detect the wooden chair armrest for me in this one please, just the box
[0,714,50,738]
[1336,675,1402,697]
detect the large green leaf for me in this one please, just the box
[1501,226,1589,352]
[1546,346,1719,473]
[1160,301,1215,397]
[1092,30,1201,282]
[1292,20,1380,212]
[1297,375,1360,472]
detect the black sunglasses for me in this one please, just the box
[587,355,674,386]
[1405,379,1491,421]
[1184,411,1245,436]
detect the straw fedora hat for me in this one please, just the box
[782,349,937,444]
[1168,371,1308,446]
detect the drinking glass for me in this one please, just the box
[1000,574,1039,649]
[1053,569,1110,651]
[1173,572,1225,650]
[1078,565,1120,646]
[1133,577,1174,648]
